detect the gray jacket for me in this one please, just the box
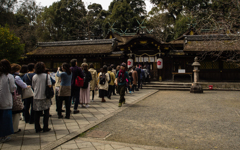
[0,74,16,109]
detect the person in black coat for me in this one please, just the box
[135,64,141,90]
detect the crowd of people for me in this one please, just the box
[0,58,150,143]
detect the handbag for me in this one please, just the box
[22,74,34,99]
[12,88,24,111]
[10,77,24,111]
[75,76,84,87]
[22,87,34,99]
[45,74,54,99]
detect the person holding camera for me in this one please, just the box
[57,63,72,119]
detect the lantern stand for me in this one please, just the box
[190,57,203,93]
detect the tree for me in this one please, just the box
[0,26,25,63]
[17,0,42,24]
[0,0,17,26]
[108,0,146,16]
[104,0,145,34]
[148,0,212,41]
[186,0,240,64]
[11,0,42,53]
[36,0,87,41]
[79,3,106,39]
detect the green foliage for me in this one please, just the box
[37,0,87,41]
[148,0,240,41]
[173,15,190,39]
[0,0,17,26]
[0,26,24,63]
[104,0,146,34]
[17,0,42,24]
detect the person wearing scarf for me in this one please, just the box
[115,63,132,107]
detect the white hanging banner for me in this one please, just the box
[157,58,163,69]
[139,57,143,62]
[127,59,133,68]
[144,57,149,62]
[150,57,155,62]
[135,57,139,62]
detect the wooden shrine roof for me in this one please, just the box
[184,34,240,51]
[37,39,113,47]
[27,39,114,56]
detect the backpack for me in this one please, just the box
[99,73,106,85]
[82,71,89,89]
[118,72,125,83]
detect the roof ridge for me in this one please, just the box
[38,39,114,47]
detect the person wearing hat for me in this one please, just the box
[115,63,132,107]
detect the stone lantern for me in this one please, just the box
[190,57,203,93]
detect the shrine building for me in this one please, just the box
[23,27,240,81]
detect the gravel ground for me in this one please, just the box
[84,91,240,150]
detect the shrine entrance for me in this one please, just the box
[116,35,168,81]
[133,54,158,80]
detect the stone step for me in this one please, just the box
[142,87,190,91]
[144,84,191,88]
[143,86,240,91]
[146,82,240,89]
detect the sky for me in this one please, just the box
[35,0,154,12]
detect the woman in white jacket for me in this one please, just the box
[0,59,16,143]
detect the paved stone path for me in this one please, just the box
[55,137,178,150]
[0,89,158,150]
[81,91,240,150]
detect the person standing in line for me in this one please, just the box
[19,64,28,120]
[143,66,149,85]
[107,67,115,99]
[132,66,138,92]
[80,63,92,107]
[45,68,55,117]
[32,62,52,133]
[115,63,132,107]
[11,63,29,134]
[88,63,97,101]
[57,63,72,119]
[97,68,103,87]
[98,65,109,102]
[55,68,63,113]
[128,72,134,93]
[22,63,35,124]
[111,64,117,95]
[135,64,141,90]
[115,65,121,94]
[111,64,116,75]
[19,65,28,79]
[140,66,145,89]
[70,59,84,114]
[0,59,16,143]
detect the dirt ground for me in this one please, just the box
[83,91,240,150]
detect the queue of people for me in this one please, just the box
[0,58,150,143]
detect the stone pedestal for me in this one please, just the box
[190,57,203,93]
[190,83,203,93]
